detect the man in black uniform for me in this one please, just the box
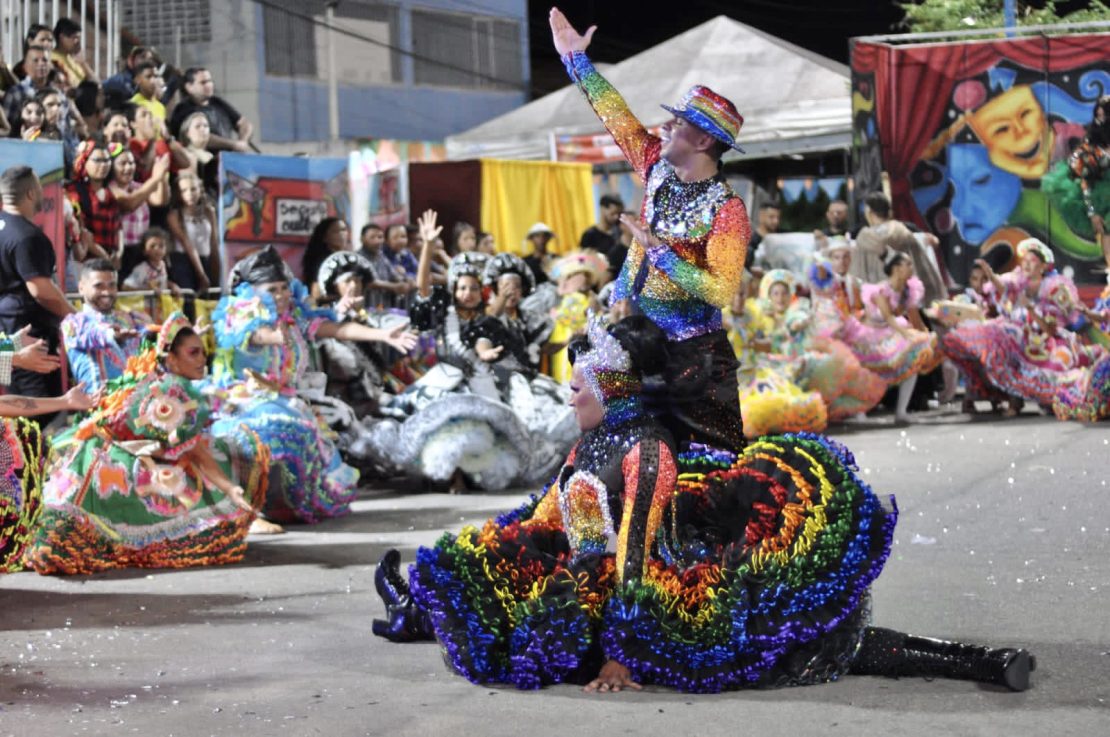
[0,166,75,405]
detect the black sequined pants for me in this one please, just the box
[645,329,743,451]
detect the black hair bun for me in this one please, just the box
[609,315,668,377]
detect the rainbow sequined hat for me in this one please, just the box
[661,85,745,153]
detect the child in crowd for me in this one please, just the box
[166,171,218,292]
[123,227,179,296]
[476,231,496,255]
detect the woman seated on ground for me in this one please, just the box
[313,250,399,418]
[372,314,1033,693]
[206,246,416,527]
[352,211,574,492]
[25,314,265,575]
[833,249,944,423]
[945,238,1101,419]
[739,269,887,437]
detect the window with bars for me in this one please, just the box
[121,0,212,48]
[261,0,401,84]
[411,10,522,90]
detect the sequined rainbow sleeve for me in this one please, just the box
[615,438,677,584]
[563,50,661,181]
[646,197,749,309]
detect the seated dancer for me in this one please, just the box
[0,330,91,572]
[373,314,1034,693]
[553,8,748,449]
[945,238,1098,418]
[545,250,608,383]
[62,258,149,393]
[314,250,401,418]
[820,250,943,422]
[206,246,417,526]
[352,212,576,492]
[739,269,886,437]
[25,315,263,575]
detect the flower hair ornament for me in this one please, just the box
[758,269,797,301]
[574,313,642,423]
[155,312,194,358]
[1016,237,1055,266]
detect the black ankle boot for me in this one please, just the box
[372,550,435,643]
[374,549,409,609]
[851,626,1036,692]
[372,603,435,643]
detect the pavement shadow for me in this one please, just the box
[235,540,416,570]
[0,589,309,632]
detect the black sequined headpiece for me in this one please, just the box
[482,252,536,298]
[317,251,375,295]
[231,245,293,288]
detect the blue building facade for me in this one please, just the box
[253,0,530,143]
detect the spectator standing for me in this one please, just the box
[0,166,75,404]
[521,222,554,285]
[854,192,947,306]
[476,231,496,255]
[176,111,219,197]
[302,216,351,299]
[165,171,218,292]
[62,258,150,392]
[579,193,625,279]
[748,201,781,258]
[13,98,47,140]
[103,46,153,105]
[66,141,124,268]
[3,45,60,126]
[11,25,56,84]
[384,223,418,279]
[358,223,410,309]
[168,68,253,153]
[110,147,170,276]
[129,62,167,138]
[451,221,477,255]
[50,18,96,86]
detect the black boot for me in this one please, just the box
[372,550,435,643]
[374,549,409,609]
[851,626,1036,692]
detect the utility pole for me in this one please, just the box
[326,1,340,143]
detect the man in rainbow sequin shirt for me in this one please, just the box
[553,8,750,449]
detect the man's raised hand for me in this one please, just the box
[549,7,596,57]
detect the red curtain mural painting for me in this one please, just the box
[851,33,1110,285]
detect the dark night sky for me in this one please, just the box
[525,1,1098,97]
[526,0,907,96]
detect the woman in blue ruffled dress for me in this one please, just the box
[207,246,416,527]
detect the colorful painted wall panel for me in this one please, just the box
[219,153,350,283]
[851,33,1110,284]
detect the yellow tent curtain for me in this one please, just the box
[480,159,595,258]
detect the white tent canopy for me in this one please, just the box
[446,16,852,162]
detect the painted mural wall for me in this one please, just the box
[851,33,1109,285]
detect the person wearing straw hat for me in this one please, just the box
[551,7,750,450]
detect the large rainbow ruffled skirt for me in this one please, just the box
[409,434,896,692]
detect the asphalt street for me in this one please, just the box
[1,411,1108,736]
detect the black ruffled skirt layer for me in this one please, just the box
[409,433,897,692]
